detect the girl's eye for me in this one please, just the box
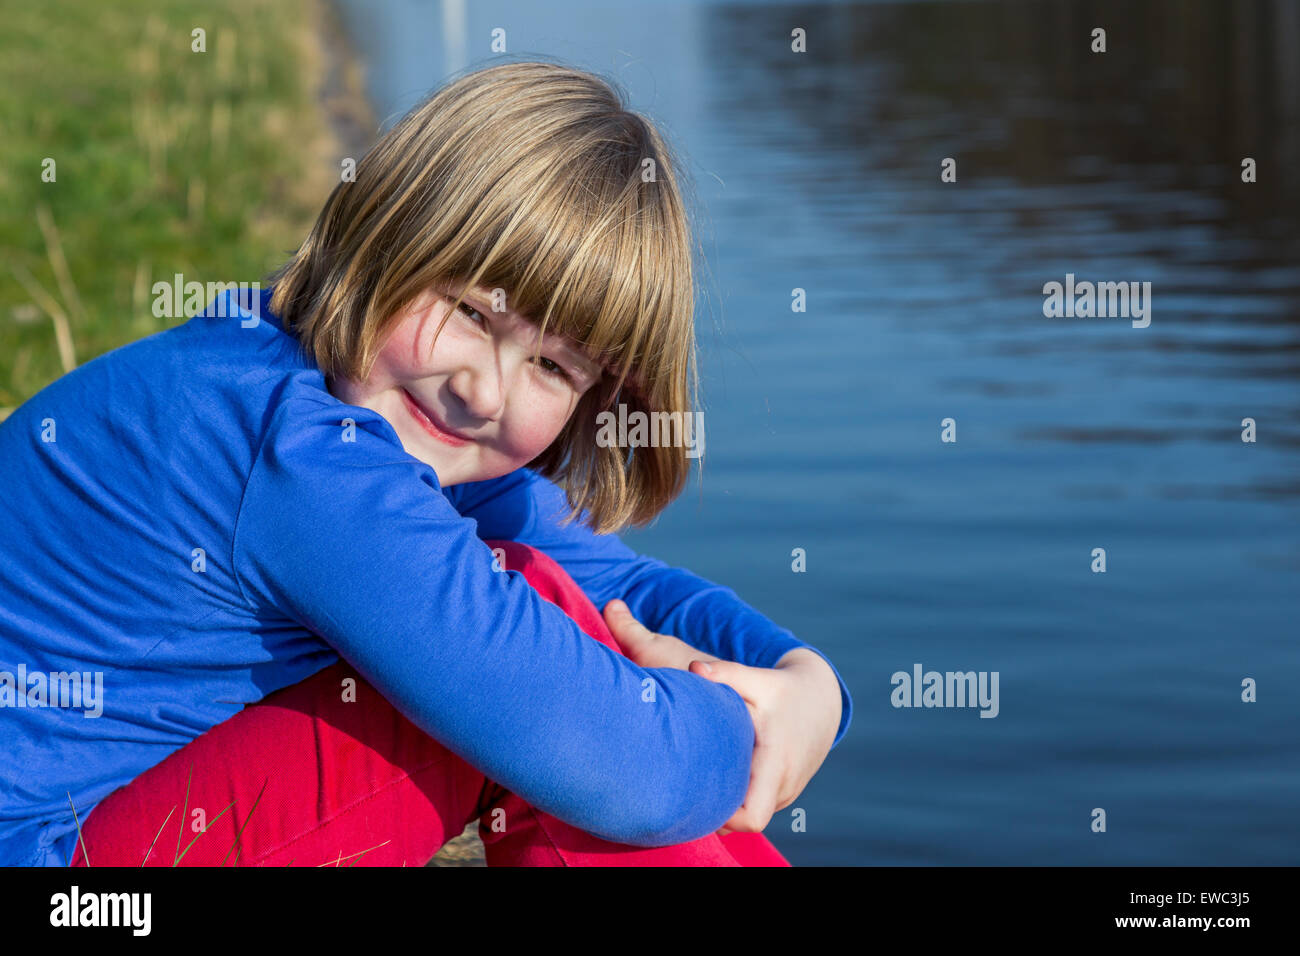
[534,356,572,383]
[456,303,488,327]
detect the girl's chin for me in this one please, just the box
[445,459,521,487]
[416,449,516,488]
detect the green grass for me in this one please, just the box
[0,0,340,414]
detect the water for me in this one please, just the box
[333,0,1300,865]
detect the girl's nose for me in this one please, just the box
[448,362,507,422]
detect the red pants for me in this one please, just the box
[69,540,790,867]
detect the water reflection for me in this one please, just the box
[696,0,1299,500]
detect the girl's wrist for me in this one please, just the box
[774,647,826,673]
[775,648,842,734]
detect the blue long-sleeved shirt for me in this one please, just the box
[0,284,852,866]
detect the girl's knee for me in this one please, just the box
[483,538,539,575]
[482,539,573,591]
[479,539,612,646]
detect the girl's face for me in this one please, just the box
[329,282,604,487]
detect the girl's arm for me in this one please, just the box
[444,466,853,750]
[231,394,755,847]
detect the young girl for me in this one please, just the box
[0,61,851,867]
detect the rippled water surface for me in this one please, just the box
[337,0,1300,864]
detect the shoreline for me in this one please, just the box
[310,0,378,163]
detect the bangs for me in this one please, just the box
[413,121,691,400]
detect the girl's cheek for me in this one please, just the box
[396,320,435,377]
[510,402,569,456]
[366,325,410,381]
[382,308,446,378]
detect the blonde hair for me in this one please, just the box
[268,60,702,534]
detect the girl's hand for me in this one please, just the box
[601,600,723,671]
[691,650,841,836]
[603,601,841,836]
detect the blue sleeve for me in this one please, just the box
[446,467,854,750]
[230,395,755,847]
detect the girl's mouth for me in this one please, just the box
[400,388,472,447]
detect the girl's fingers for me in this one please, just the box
[603,601,653,651]
[694,662,764,735]
[698,660,790,835]
[737,730,782,828]
[605,602,713,671]
[689,658,771,707]
[602,599,639,634]
[717,744,781,835]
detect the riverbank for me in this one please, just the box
[0,0,372,418]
